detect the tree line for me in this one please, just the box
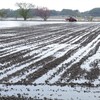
[0,3,51,21]
[0,3,100,21]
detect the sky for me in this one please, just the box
[0,0,100,12]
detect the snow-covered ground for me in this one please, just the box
[0,21,67,29]
[0,20,100,29]
[0,84,100,100]
[0,23,100,99]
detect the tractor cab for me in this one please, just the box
[65,17,77,22]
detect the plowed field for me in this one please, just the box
[0,23,100,100]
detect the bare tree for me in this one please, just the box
[0,11,6,19]
[37,7,50,21]
[84,16,94,21]
[87,16,94,21]
[16,3,34,20]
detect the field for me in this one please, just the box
[0,23,100,100]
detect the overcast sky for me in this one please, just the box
[0,0,100,12]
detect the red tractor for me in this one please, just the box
[65,17,77,22]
